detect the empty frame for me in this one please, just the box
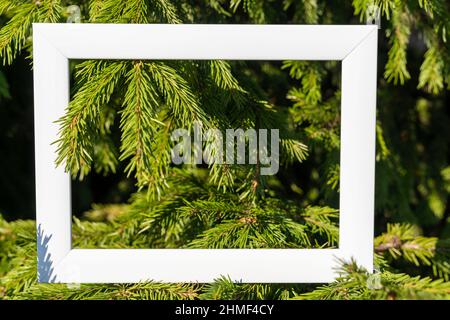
[33,23,377,283]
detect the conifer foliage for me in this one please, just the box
[0,1,449,300]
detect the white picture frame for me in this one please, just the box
[33,23,378,283]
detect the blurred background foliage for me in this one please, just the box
[0,0,449,300]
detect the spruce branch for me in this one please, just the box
[119,61,160,187]
[92,105,119,175]
[201,275,303,300]
[230,0,266,23]
[352,0,399,21]
[283,61,322,106]
[91,0,145,23]
[16,282,200,300]
[384,7,412,85]
[418,41,445,94]
[146,62,207,127]
[0,0,23,16]
[301,206,339,247]
[0,3,37,65]
[208,0,232,17]
[294,259,450,300]
[0,0,62,65]
[55,61,126,179]
[151,0,182,23]
[88,0,103,22]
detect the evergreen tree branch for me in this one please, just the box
[374,223,450,280]
[55,61,126,179]
[119,61,160,187]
